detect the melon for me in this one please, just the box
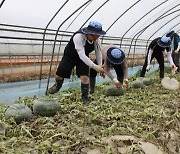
[142,78,153,86]
[131,80,144,88]
[33,98,60,117]
[161,77,179,90]
[106,85,124,96]
[5,104,32,124]
[136,77,144,81]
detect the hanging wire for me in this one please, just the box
[39,0,69,88]
[45,0,92,95]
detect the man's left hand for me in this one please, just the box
[123,79,129,89]
[172,65,178,74]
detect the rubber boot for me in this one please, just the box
[81,83,89,105]
[159,71,164,79]
[48,79,64,94]
[89,77,96,94]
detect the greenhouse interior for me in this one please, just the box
[0,0,179,153]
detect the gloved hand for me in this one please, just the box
[123,79,129,89]
[172,65,178,74]
[146,65,152,71]
[93,64,104,73]
[113,78,122,88]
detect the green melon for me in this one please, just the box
[33,98,60,117]
[131,80,144,88]
[5,104,32,124]
[106,85,124,96]
[142,78,153,86]
[136,77,144,81]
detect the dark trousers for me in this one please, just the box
[140,50,164,78]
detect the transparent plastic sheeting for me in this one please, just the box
[0,0,179,39]
[0,66,159,105]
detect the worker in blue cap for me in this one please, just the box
[140,36,177,78]
[48,21,106,104]
[166,30,180,72]
[89,45,128,94]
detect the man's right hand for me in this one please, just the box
[123,79,129,89]
[93,64,104,73]
[146,65,152,71]
[113,78,122,88]
[172,65,178,74]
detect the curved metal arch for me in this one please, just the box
[127,4,180,58]
[169,22,180,32]
[56,0,94,66]
[45,0,92,94]
[80,0,110,29]
[176,29,180,34]
[102,0,141,43]
[126,4,180,67]
[57,0,109,60]
[144,17,179,68]
[64,1,94,31]
[146,11,180,46]
[140,8,180,51]
[39,0,69,88]
[133,5,180,52]
[119,0,169,48]
[0,0,5,8]
[56,0,109,73]
[105,0,141,33]
[148,14,180,41]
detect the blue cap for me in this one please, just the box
[111,48,122,59]
[157,36,171,48]
[81,21,106,35]
[107,48,125,65]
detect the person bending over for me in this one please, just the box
[140,36,177,78]
[48,21,106,104]
[89,45,128,94]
